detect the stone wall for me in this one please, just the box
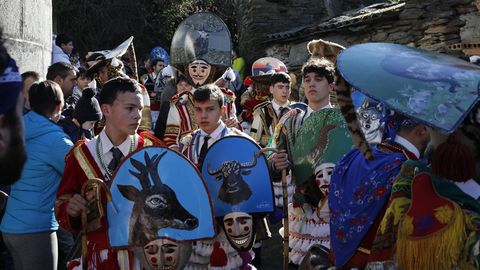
[234,0,327,66]
[265,0,480,72]
[234,0,388,69]
[263,0,480,99]
[0,0,52,78]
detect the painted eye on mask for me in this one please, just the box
[162,243,178,254]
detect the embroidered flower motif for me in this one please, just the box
[335,229,346,241]
[384,164,393,171]
[358,215,366,225]
[374,187,387,197]
[354,187,366,199]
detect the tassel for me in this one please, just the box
[210,241,228,267]
[396,202,466,270]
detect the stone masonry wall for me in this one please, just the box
[234,0,328,66]
[235,0,388,70]
[0,0,52,78]
[264,0,480,99]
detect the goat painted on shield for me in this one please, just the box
[117,151,198,246]
[208,153,257,205]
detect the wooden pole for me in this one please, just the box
[281,168,289,270]
[257,148,289,270]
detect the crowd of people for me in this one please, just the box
[0,10,480,270]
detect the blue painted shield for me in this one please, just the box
[201,136,274,217]
[337,43,480,132]
[107,146,215,248]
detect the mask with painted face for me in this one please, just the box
[222,211,256,251]
[314,162,335,197]
[187,60,212,87]
[142,238,192,270]
[170,12,232,87]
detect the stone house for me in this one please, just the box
[234,0,480,99]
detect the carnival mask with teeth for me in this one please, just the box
[141,238,192,270]
[221,211,256,251]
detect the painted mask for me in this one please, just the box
[222,211,255,251]
[314,162,335,197]
[187,60,211,86]
[142,238,192,270]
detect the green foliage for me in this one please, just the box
[53,0,237,60]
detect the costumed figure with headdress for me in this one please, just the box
[163,12,239,150]
[105,147,215,270]
[248,61,300,211]
[141,46,169,92]
[140,46,170,130]
[180,129,254,269]
[267,39,351,266]
[329,42,480,269]
[249,58,294,148]
[176,83,272,269]
[189,136,274,270]
[238,58,286,133]
[87,37,153,133]
[272,108,353,266]
[364,110,480,269]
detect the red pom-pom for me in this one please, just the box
[210,241,228,267]
[243,76,253,86]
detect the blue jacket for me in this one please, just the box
[0,111,73,233]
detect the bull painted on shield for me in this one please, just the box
[201,136,274,218]
[207,154,257,205]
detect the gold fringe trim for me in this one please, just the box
[396,202,466,270]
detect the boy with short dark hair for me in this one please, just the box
[52,34,74,65]
[179,84,259,269]
[250,72,293,147]
[271,58,336,171]
[55,77,160,269]
[47,62,78,118]
[180,84,245,166]
[268,57,337,265]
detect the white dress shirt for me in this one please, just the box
[192,122,228,164]
[198,121,227,150]
[86,130,138,178]
[304,103,333,119]
[271,100,290,117]
[394,135,420,159]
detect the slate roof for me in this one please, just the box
[265,2,405,43]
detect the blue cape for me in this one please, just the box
[328,145,407,267]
